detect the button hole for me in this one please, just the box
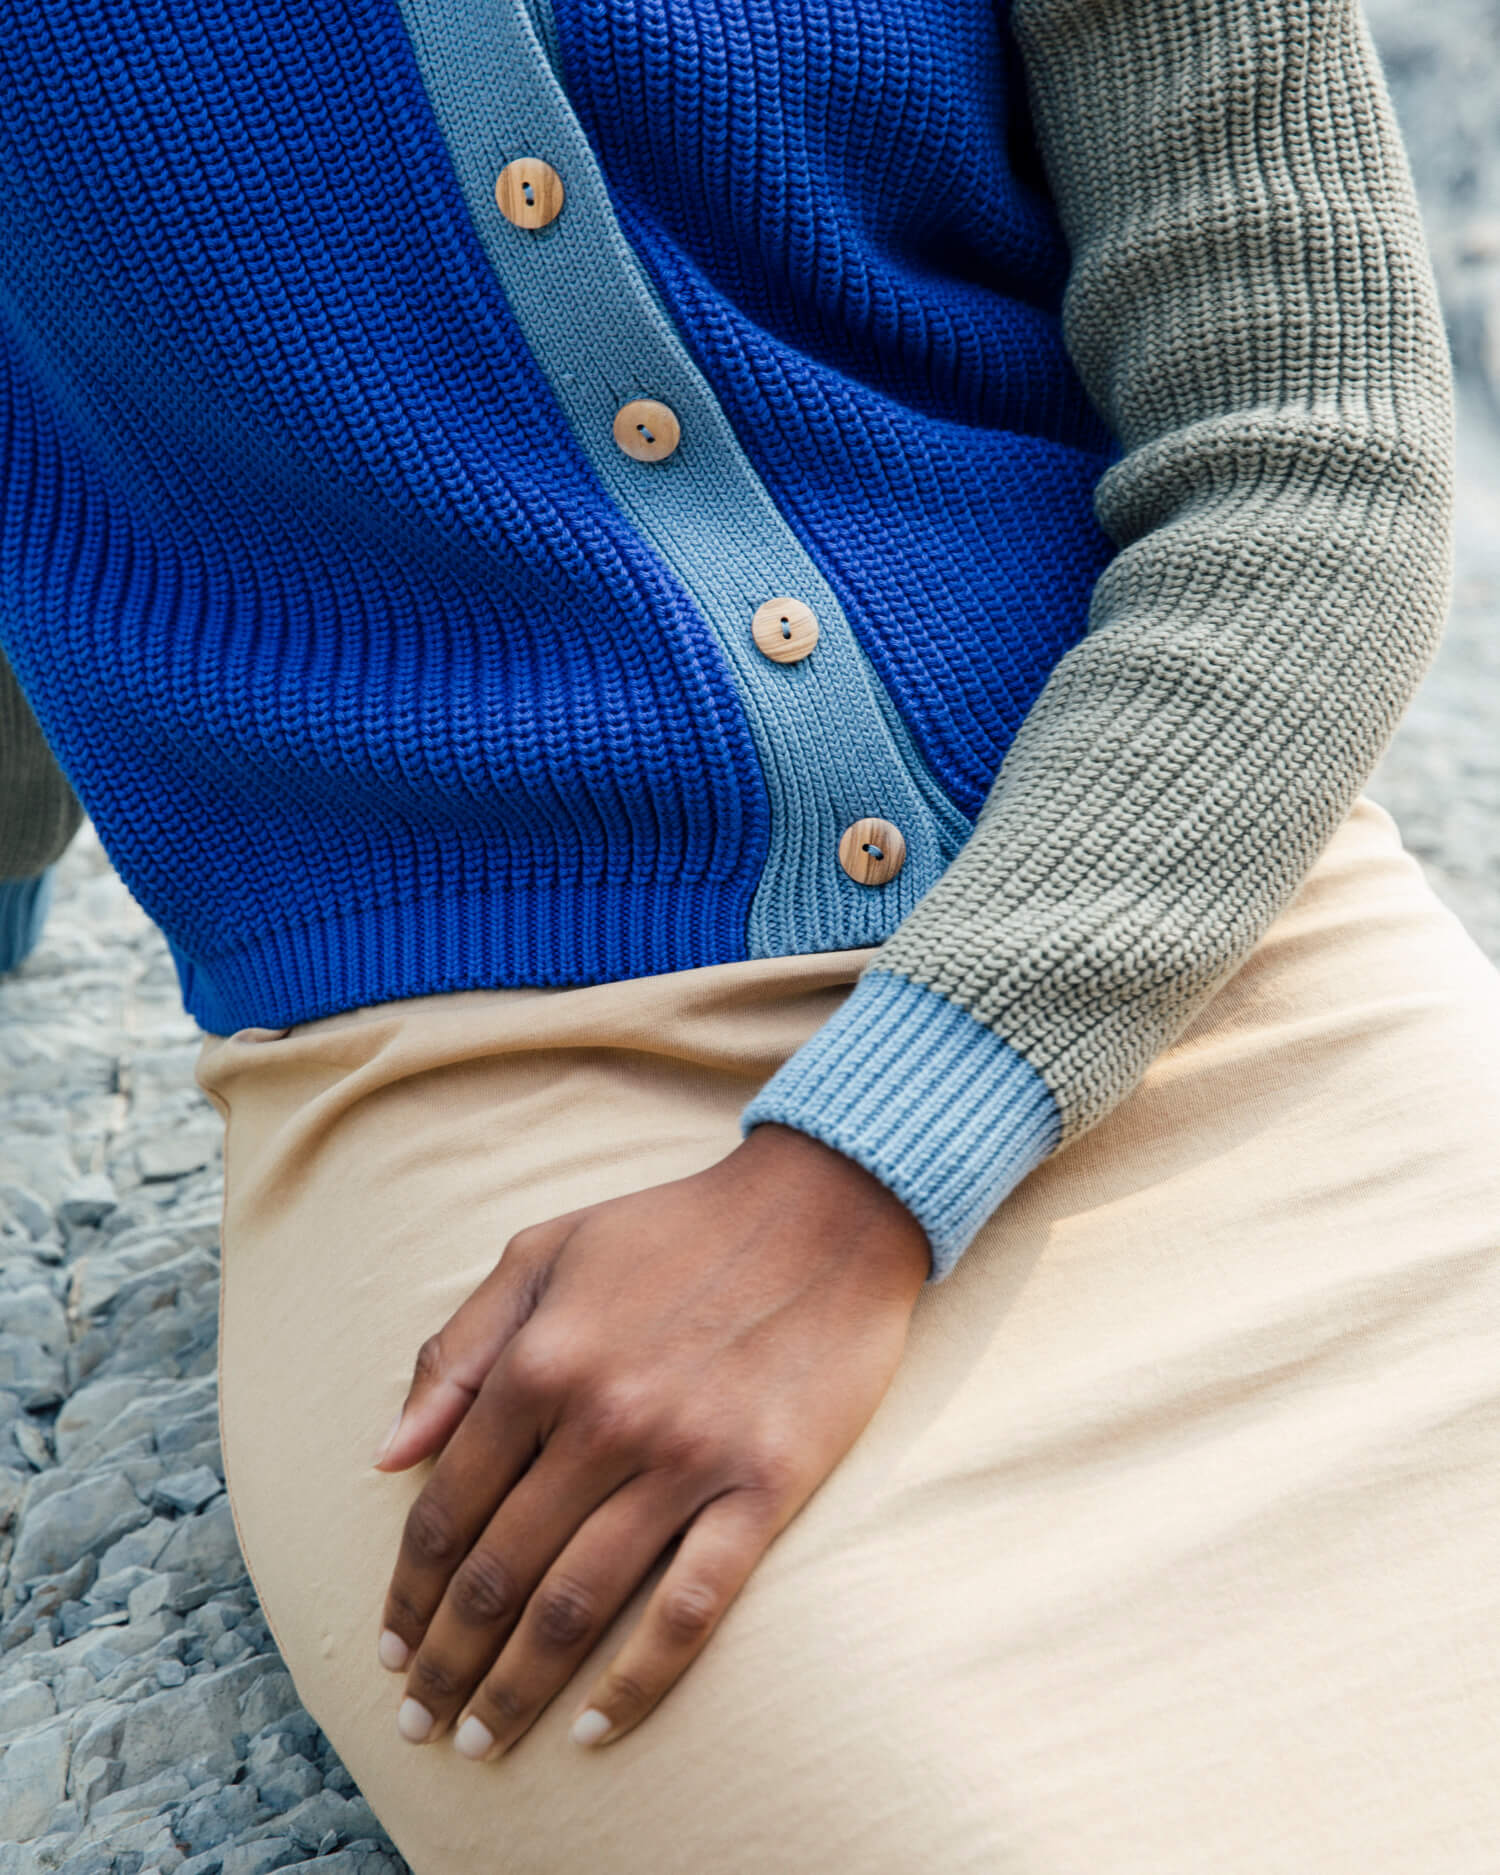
[862,842,884,860]
[779,616,791,638]
[636,423,655,444]
[522,179,535,204]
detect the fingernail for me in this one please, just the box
[453,1714,495,1759]
[570,1708,611,1747]
[378,1628,410,1671]
[397,1697,434,1742]
[373,1408,403,1467]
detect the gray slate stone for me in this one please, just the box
[1,1287,67,1351]
[0,1334,65,1406]
[0,1461,29,1535]
[216,1841,304,1875]
[11,1417,50,1470]
[267,1789,377,1853]
[252,1754,322,1811]
[94,1516,174,1578]
[0,1679,57,1739]
[278,1851,405,1875]
[86,1763,191,1819]
[136,1132,218,1183]
[85,1565,154,1610]
[22,1555,95,1618]
[150,1467,224,1517]
[117,1658,282,1786]
[175,1780,266,1853]
[151,1497,242,1585]
[0,1715,72,1841]
[0,1185,51,1241]
[68,1749,122,1808]
[235,1671,299,1738]
[8,1472,152,1584]
[56,1178,117,1232]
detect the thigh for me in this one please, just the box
[197,798,1500,1875]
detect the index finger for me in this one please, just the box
[374,1225,559,1473]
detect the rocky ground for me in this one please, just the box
[1361,0,1500,949]
[1,10,1497,1874]
[1367,397,1500,957]
[0,872,404,1875]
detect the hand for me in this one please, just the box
[371,1118,931,1760]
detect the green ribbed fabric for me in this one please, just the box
[814,0,1454,1156]
[1,647,82,880]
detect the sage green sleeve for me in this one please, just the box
[1,644,84,968]
[1,645,82,877]
[741,0,1455,1278]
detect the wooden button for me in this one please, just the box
[838,818,906,885]
[612,398,681,462]
[495,158,565,229]
[751,596,819,664]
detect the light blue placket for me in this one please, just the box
[394,0,974,957]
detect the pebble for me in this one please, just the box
[149,1468,224,1519]
[0,1186,51,1243]
[0,19,1494,1875]
[54,1178,117,1234]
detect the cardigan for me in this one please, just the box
[0,0,1455,1279]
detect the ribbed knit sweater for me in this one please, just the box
[0,0,1454,1279]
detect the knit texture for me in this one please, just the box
[744,0,1455,1242]
[0,0,1454,1279]
[739,968,1061,1281]
[392,0,977,960]
[0,650,82,879]
[0,0,1113,1036]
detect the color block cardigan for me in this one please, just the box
[0,0,1455,1277]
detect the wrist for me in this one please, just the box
[733,1119,932,1298]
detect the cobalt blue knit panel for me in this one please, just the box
[0,1,775,1032]
[541,0,1121,815]
[0,0,1118,1037]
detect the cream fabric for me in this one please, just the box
[195,796,1500,1875]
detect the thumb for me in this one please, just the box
[371,1224,559,1470]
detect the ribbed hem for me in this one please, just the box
[0,867,55,975]
[167,876,755,1036]
[738,967,1061,1283]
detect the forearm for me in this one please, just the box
[743,0,1455,1277]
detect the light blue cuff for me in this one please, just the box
[738,967,1062,1282]
[0,867,56,976]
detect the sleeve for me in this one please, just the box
[1,643,85,971]
[739,0,1456,1280]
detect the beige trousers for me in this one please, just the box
[194,797,1500,1875]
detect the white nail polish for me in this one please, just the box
[398,1697,434,1742]
[454,1715,495,1759]
[373,1408,403,1466]
[570,1708,611,1747]
[378,1628,410,1671]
